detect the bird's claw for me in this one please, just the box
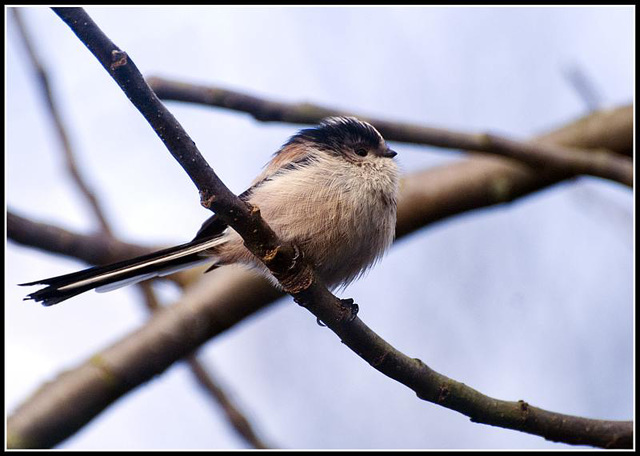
[340,298,359,322]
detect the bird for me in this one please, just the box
[21,117,400,307]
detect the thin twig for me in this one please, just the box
[147,76,633,188]
[137,283,272,449]
[185,356,271,449]
[11,8,113,235]
[563,64,604,112]
[24,6,629,450]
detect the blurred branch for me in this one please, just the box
[7,210,154,264]
[8,266,282,449]
[137,283,272,449]
[563,64,604,112]
[536,104,633,157]
[8,261,632,449]
[184,356,271,449]
[11,8,113,235]
[147,76,633,188]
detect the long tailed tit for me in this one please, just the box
[21,117,399,306]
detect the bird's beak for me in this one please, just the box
[382,149,397,158]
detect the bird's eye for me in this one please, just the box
[355,148,368,157]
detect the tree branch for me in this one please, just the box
[8,255,632,449]
[147,76,633,187]
[184,355,271,449]
[52,7,312,294]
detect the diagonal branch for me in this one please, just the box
[147,76,633,187]
[184,355,271,449]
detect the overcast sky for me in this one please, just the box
[5,6,634,450]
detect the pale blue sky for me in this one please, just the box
[5,6,634,449]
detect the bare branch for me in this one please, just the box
[8,210,153,264]
[147,76,633,187]
[52,8,311,294]
[8,258,632,449]
[10,8,113,235]
[185,356,272,449]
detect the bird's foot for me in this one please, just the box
[339,298,359,322]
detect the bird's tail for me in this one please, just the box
[20,236,226,306]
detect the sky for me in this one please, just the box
[5,5,634,450]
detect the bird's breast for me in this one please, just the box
[248,158,399,287]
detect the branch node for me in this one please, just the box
[437,382,451,403]
[199,191,217,209]
[518,399,531,422]
[88,354,119,388]
[489,176,513,203]
[109,50,128,71]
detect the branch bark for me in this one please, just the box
[8,7,632,450]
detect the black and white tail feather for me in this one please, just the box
[20,208,234,307]
[20,234,226,306]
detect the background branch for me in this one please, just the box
[11,8,113,235]
[147,76,633,187]
[562,63,604,112]
[137,283,272,449]
[8,210,154,264]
